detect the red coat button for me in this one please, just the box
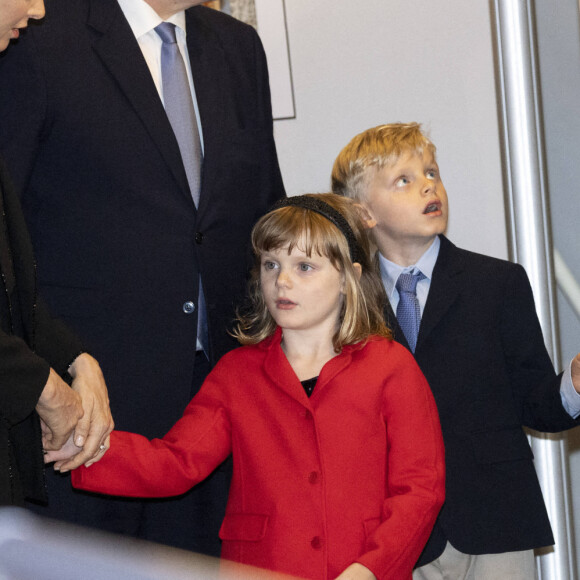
[311,536,322,549]
[308,471,318,484]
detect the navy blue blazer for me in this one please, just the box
[0,1,285,440]
[385,235,580,565]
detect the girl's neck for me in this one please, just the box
[281,329,338,382]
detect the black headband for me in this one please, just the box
[270,195,364,264]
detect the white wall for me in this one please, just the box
[273,0,508,259]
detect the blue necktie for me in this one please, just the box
[155,22,202,205]
[155,22,208,355]
[396,271,425,353]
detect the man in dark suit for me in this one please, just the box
[0,0,284,555]
[0,0,113,507]
[332,123,580,579]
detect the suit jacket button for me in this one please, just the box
[310,536,322,550]
[308,471,318,484]
[195,232,204,244]
[183,301,195,314]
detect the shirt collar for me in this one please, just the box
[117,0,186,39]
[379,236,441,300]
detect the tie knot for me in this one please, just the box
[155,22,177,44]
[396,271,425,294]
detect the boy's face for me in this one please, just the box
[362,149,448,263]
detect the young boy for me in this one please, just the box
[332,123,580,580]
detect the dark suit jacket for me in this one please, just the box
[0,0,285,440]
[384,235,580,565]
[0,159,83,505]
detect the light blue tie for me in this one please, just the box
[155,21,202,205]
[156,22,208,355]
[396,271,425,353]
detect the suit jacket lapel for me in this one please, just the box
[185,8,226,217]
[416,235,463,350]
[88,0,192,201]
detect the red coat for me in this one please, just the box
[73,329,444,579]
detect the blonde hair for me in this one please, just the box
[233,193,391,351]
[331,122,436,201]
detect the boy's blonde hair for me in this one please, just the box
[233,193,391,351]
[331,122,436,201]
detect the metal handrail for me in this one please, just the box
[554,249,580,321]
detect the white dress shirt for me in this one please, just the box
[116,0,204,152]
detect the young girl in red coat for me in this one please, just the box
[48,194,445,580]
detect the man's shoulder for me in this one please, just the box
[188,5,258,38]
[41,0,92,26]
[22,0,102,44]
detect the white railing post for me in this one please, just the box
[492,0,576,578]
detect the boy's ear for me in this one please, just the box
[354,203,377,229]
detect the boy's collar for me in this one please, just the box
[379,236,440,298]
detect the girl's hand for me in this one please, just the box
[44,432,111,472]
[43,430,83,465]
[334,563,377,580]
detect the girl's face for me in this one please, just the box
[260,242,344,340]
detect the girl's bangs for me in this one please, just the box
[255,208,343,260]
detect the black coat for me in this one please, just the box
[385,235,580,565]
[0,160,82,505]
